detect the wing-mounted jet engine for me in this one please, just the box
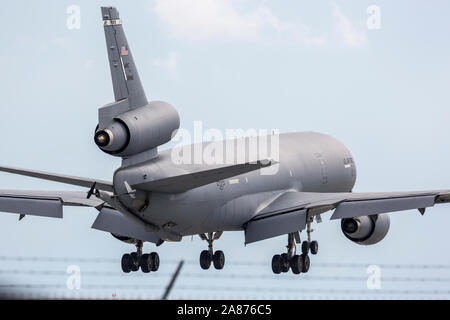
[341,213,390,245]
[94,7,179,162]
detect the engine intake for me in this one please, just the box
[341,213,390,245]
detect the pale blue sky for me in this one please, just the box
[0,0,450,299]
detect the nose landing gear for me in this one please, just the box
[121,240,160,273]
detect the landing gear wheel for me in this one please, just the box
[150,252,160,271]
[301,254,310,273]
[140,254,152,273]
[290,255,303,275]
[213,250,225,270]
[130,252,140,272]
[271,254,282,274]
[121,253,132,273]
[280,253,290,273]
[200,250,212,270]
[301,241,310,255]
[310,241,319,255]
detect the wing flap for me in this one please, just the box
[245,209,307,244]
[92,208,162,244]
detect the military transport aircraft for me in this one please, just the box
[0,6,449,275]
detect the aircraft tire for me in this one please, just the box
[290,255,303,274]
[200,250,212,270]
[140,254,152,273]
[310,241,319,255]
[301,254,310,273]
[213,250,225,270]
[150,252,160,271]
[301,241,310,255]
[130,252,140,272]
[121,253,132,273]
[271,254,282,274]
[280,253,290,273]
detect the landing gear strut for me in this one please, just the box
[199,232,225,270]
[121,240,160,273]
[305,218,319,255]
[271,221,319,275]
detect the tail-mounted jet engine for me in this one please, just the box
[94,101,180,157]
[341,213,390,245]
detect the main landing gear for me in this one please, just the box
[271,221,318,275]
[199,232,225,270]
[121,240,160,273]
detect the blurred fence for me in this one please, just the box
[1,256,450,299]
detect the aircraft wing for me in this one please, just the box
[0,165,114,192]
[244,189,450,244]
[0,190,104,219]
[132,159,274,193]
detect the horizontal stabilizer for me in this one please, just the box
[0,196,62,218]
[0,190,104,219]
[132,159,274,193]
[0,165,114,192]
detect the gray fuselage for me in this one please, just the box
[113,132,356,237]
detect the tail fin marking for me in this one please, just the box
[101,6,147,109]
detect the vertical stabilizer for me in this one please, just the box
[101,6,147,109]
